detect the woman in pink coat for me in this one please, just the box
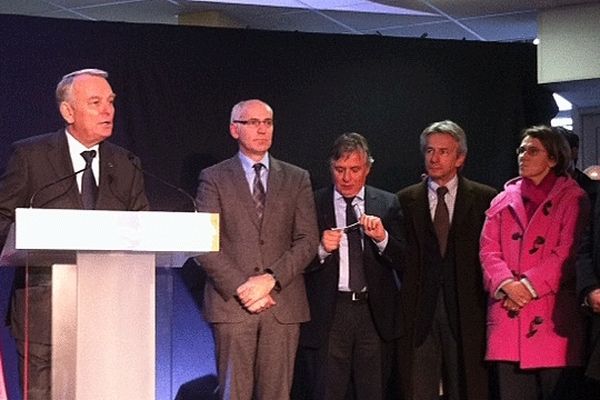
[480,125,589,399]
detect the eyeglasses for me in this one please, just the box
[233,119,274,128]
[516,145,546,156]
[331,203,362,233]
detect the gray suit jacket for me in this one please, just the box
[0,129,150,343]
[195,154,319,323]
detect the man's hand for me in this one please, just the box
[246,294,277,314]
[321,229,343,253]
[588,289,600,313]
[360,214,386,243]
[236,273,276,308]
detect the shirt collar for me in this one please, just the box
[428,174,459,197]
[238,151,269,173]
[334,186,365,202]
[65,129,100,161]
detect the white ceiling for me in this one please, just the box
[0,0,595,42]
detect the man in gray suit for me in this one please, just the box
[195,99,319,400]
[0,68,149,399]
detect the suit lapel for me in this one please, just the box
[96,141,114,209]
[264,156,282,213]
[450,177,474,236]
[410,181,434,245]
[317,186,337,230]
[364,185,376,215]
[46,130,82,208]
[227,156,262,229]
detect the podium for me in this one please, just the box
[0,208,219,400]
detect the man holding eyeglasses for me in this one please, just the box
[292,132,405,400]
[195,99,319,400]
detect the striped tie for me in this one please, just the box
[252,163,266,220]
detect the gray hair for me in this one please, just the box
[419,120,468,155]
[55,68,109,106]
[230,99,273,124]
[329,132,374,166]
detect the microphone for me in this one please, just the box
[126,153,198,212]
[29,150,96,208]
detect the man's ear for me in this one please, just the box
[59,101,75,124]
[230,123,239,140]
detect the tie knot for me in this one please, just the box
[436,186,448,198]
[81,150,96,166]
[343,196,355,206]
[253,163,264,173]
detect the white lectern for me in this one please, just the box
[0,208,219,400]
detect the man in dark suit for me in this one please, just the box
[554,126,597,204]
[195,99,319,400]
[293,132,405,400]
[576,168,600,395]
[396,120,496,400]
[0,68,149,399]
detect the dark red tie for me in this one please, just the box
[434,186,449,256]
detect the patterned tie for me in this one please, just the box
[252,163,266,220]
[80,150,98,210]
[434,186,449,257]
[344,197,366,292]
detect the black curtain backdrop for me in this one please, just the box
[1,14,556,210]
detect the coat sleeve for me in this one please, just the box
[480,207,515,297]
[576,217,598,301]
[194,168,249,300]
[0,144,30,248]
[378,195,406,271]
[262,170,319,288]
[525,191,590,298]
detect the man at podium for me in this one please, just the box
[195,99,319,400]
[0,68,149,399]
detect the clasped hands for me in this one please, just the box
[501,281,533,314]
[322,214,386,253]
[236,273,277,314]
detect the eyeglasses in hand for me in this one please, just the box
[331,203,362,233]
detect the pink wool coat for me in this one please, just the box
[480,175,589,369]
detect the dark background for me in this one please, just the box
[0,13,556,399]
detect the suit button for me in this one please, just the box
[259,240,265,245]
[254,267,260,272]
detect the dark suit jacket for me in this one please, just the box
[195,154,319,324]
[577,181,600,380]
[299,185,405,349]
[0,129,150,342]
[396,176,496,400]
